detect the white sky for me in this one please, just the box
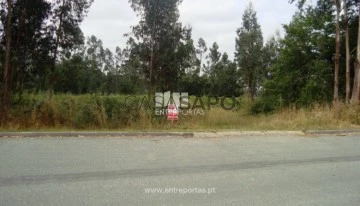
[80,0,298,60]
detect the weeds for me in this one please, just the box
[2,93,360,131]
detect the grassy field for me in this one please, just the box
[2,93,360,131]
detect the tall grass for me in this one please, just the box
[3,93,360,131]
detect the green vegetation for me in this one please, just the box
[1,0,360,130]
[2,93,359,131]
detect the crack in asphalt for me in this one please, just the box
[1,155,360,187]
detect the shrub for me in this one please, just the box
[249,97,281,114]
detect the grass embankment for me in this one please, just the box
[2,93,360,131]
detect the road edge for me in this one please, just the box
[1,130,359,138]
[0,132,194,138]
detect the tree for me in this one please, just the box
[55,53,87,94]
[213,53,240,96]
[235,3,263,101]
[195,37,207,75]
[344,0,351,103]
[351,0,360,103]
[82,35,106,93]
[128,0,194,96]
[201,43,241,96]
[203,42,220,77]
[290,0,358,105]
[119,37,146,94]
[48,0,93,96]
[208,42,221,64]
[9,0,52,96]
[333,0,341,105]
[1,0,13,124]
[264,1,336,107]
[85,35,105,71]
[262,34,281,78]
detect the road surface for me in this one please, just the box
[0,133,360,205]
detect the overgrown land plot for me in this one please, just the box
[1,0,360,131]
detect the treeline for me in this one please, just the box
[0,0,94,122]
[260,0,360,113]
[1,0,360,124]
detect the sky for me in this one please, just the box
[80,0,298,60]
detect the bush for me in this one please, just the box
[8,94,143,129]
[249,97,281,115]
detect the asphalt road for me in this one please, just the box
[0,133,360,205]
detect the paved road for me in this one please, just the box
[0,134,360,205]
